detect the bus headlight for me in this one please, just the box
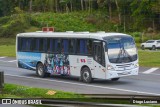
[107,65,115,70]
[134,63,139,68]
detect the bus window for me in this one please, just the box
[47,38,50,52]
[18,37,22,51]
[76,39,90,55]
[39,38,44,52]
[87,40,92,55]
[62,39,69,54]
[26,38,32,51]
[37,38,46,52]
[55,39,61,53]
[69,39,75,54]
[21,38,26,51]
[31,38,36,51]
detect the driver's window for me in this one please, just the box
[94,44,102,64]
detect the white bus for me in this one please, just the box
[16,31,139,83]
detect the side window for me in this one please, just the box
[20,38,32,51]
[21,38,26,51]
[76,39,91,55]
[69,39,75,54]
[94,42,102,63]
[26,38,32,51]
[62,39,69,54]
[76,39,80,53]
[18,37,22,51]
[47,38,51,52]
[39,38,44,52]
[31,38,39,51]
[36,38,46,52]
[47,39,55,53]
[55,39,61,53]
[36,39,40,51]
[87,40,92,55]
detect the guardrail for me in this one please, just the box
[0,71,4,94]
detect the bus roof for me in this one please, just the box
[17,32,130,40]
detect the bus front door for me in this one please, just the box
[93,41,106,79]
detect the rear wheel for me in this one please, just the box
[36,63,50,77]
[141,45,145,50]
[152,45,156,50]
[111,78,120,81]
[81,67,92,83]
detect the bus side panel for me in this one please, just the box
[41,53,70,75]
[69,55,94,77]
[17,52,41,70]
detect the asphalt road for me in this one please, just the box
[0,57,160,96]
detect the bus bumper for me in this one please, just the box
[106,67,139,79]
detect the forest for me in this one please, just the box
[0,0,160,40]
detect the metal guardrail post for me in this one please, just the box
[0,71,4,95]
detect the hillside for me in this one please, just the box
[0,11,123,37]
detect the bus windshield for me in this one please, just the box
[104,36,137,63]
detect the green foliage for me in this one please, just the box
[0,45,15,57]
[0,7,33,37]
[131,32,141,37]
[31,12,97,32]
[138,50,160,67]
[3,83,83,98]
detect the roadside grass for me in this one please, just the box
[2,83,82,98]
[0,38,16,56]
[138,50,160,67]
[1,84,160,107]
[0,38,16,45]
[0,45,15,57]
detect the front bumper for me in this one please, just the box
[106,67,139,79]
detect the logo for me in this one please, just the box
[80,59,86,63]
[2,99,11,104]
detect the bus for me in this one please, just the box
[16,31,139,83]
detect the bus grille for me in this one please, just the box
[116,63,132,71]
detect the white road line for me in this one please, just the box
[4,74,160,96]
[143,68,159,74]
[0,60,16,63]
[8,60,17,62]
[0,57,6,59]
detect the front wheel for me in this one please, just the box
[111,78,120,81]
[81,67,92,83]
[36,63,50,78]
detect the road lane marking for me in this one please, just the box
[0,60,16,63]
[0,57,6,59]
[139,72,160,76]
[8,60,17,62]
[143,68,159,74]
[4,74,160,96]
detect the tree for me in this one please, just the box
[131,0,156,31]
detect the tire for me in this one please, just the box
[36,63,49,78]
[141,45,145,50]
[81,67,92,83]
[111,78,120,81]
[152,45,156,50]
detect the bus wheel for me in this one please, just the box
[36,63,46,78]
[111,78,120,81]
[81,67,92,83]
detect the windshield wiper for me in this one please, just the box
[116,40,132,63]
